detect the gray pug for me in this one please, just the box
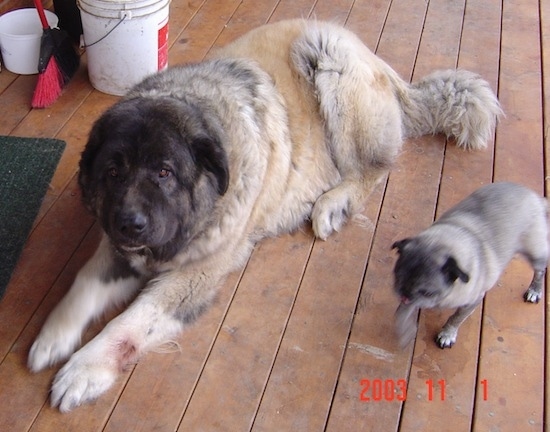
[392,182,548,348]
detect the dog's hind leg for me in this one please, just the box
[291,24,403,239]
[436,301,481,348]
[523,268,546,303]
[521,214,548,303]
[308,96,400,239]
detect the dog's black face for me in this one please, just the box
[79,97,229,261]
[392,238,470,308]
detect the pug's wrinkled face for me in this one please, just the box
[392,238,470,308]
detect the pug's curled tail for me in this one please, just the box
[397,69,503,150]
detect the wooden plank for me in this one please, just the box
[0,75,35,134]
[473,0,545,430]
[167,0,245,64]
[370,0,428,80]
[0,61,91,140]
[310,0,355,24]
[210,0,281,47]
[411,0,464,75]
[214,0,355,51]
[0,70,18,94]
[252,191,382,431]
[165,0,207,48]
[493,0,544,190]
[177,233,313,431]
[269,0,316,22]
[346,0,392,49]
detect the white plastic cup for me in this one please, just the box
[0,8,59,75]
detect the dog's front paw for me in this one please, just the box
[311,194,350,240]
[436,328,457,349]
[51,352,117,412]
[28,328,81,373]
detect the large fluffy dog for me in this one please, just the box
[28,19,502,411]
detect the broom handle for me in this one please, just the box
[33,0,49,30]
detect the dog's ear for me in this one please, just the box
[78,119,107,211]
[192,136,230,195]
[392,238,411,253]
[442,256,470,284]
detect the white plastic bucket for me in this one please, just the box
[77,0,170,95]
[0,8,59,75]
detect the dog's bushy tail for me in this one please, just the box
[396,70,503,149]
[290,20,502,150]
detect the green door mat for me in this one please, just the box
[0,136,66,300]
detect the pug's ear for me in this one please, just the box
[192,136,230,195]
[442,256,470,284]
[392,238,411,253]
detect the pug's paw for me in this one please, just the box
[436,328,457,349]
[523,286,542,303]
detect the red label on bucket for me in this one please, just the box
[158,22,169,70]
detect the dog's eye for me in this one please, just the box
[418,289,435,298]
[159,169,171,179]
[108,167,118,178]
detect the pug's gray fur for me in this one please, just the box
[393,182,548,348]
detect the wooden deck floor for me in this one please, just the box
[0,0,548,430]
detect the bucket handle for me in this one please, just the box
[81,13,129,48]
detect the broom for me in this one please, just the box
[31,0,80,108]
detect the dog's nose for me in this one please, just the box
[116,211,148,236]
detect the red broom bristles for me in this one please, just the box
[31,57,64,109]
[31,0,80,109]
